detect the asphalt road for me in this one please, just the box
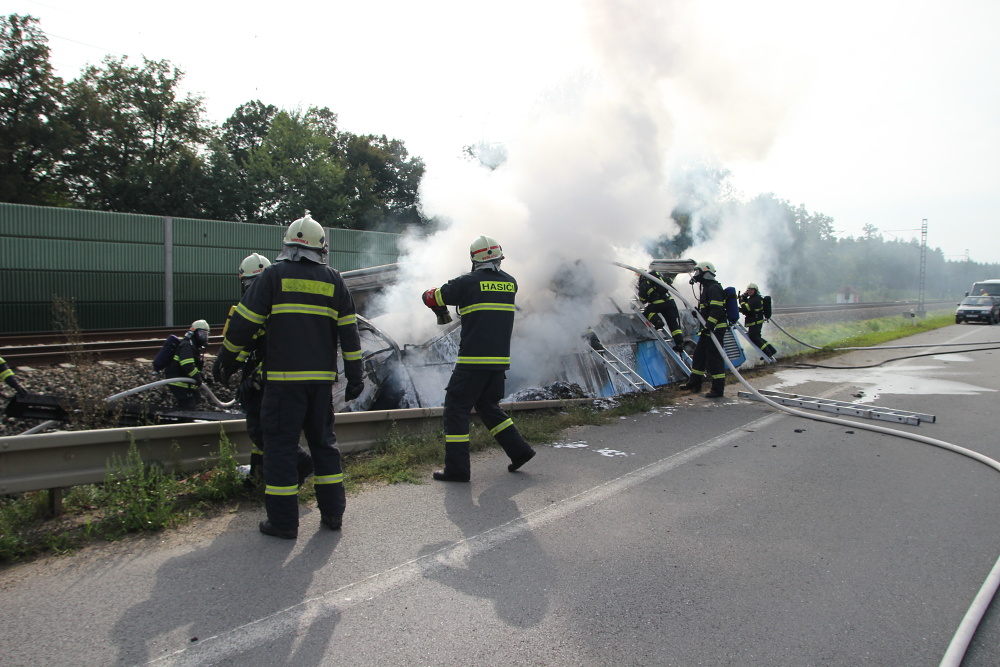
[2,323,1000,666]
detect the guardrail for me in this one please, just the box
[0,399,588,499]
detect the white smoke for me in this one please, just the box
[369,0,808,385]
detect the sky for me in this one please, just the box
[7,0,1000,268]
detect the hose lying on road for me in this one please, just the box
[768,315,1000,352]
[19,378,236,436]
[613,261,1000,667]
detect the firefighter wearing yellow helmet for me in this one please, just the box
[738,282,777,358]
[214,211,363,539]
[421,234,535,481]
[682,260,729,398]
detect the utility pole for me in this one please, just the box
[917,219,927,317]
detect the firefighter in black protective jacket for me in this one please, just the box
[637,270,685,351]
[681,261,729,398]
[0,355,27,397]
[166,320,210,410]
[421,235,536,482]
[223,252,313,488]
[738,282,777,358]
[213,213,364,539]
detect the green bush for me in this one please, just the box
[101,440,177,537]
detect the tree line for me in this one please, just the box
[0,14,425,231]
[4,14,997,304]
[657,166,999,304]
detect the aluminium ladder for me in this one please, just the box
[736,389,936,425]
[587,338,654,393]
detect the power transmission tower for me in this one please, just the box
[917,219,927,317]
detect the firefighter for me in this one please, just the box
[422,235,536,482]
[738,282,777,358]
[637,269,685,351]
[681,261,728,398]
[213,212,364,539]
[223,253,313,489]
[166,320,210,410]
[0,355,27,397]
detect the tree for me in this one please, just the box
[60,56,211,216]
[243,108,349,225]
[204,100,278,221]
[341,133,425,231]
[0,14,74,205]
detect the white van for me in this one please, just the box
[968,279,1000,297]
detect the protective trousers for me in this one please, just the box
[243,383,313,485]
[261,383,345,531]
[747,324,777,357]
[168,385,198,410]
[442,368,533,478]
[689,328,727,392]
[644,300,682,338]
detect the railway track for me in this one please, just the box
[0,300,954,366]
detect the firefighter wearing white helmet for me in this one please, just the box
[421,234,535,482]
[278,211,329,264]
[239,253,271,285]
[738,282,777,358]
[222,252,313,490]
[682,260,729,398]
[214,212,363,539]
[469,234,504,266]
[166,319,211,410]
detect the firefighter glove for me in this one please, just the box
[345,380,364,401]
[422,288,453,325]
[212,359,235,387]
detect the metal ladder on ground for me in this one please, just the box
[628,300,692,376]
[736,389,936,425]
[586,332,654,393]
[731,322,775,364]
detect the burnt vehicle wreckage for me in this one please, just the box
[4,260,776,432]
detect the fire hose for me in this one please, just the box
[614,261,999,666]
[19,377,236,436]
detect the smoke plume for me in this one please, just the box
[369,0,807,389]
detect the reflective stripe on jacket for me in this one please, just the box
[220,259,363,384]
[697,279,729,330]
[434,266,517,369]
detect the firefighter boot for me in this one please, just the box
[434,441,471,482]
[672,334,685,352]
[262,494,298,539]
[680,377,703,392]
[705,380,725,399]
[316,480,345,530]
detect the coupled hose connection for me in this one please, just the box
[612,261,1000,666]
[18,377,237,436]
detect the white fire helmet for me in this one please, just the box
[189,319,210,347]
[239,253,271,279]
[694,260,716,276]
[470,235,504,263]
[746,282,758,292]
[283,212,328,252]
